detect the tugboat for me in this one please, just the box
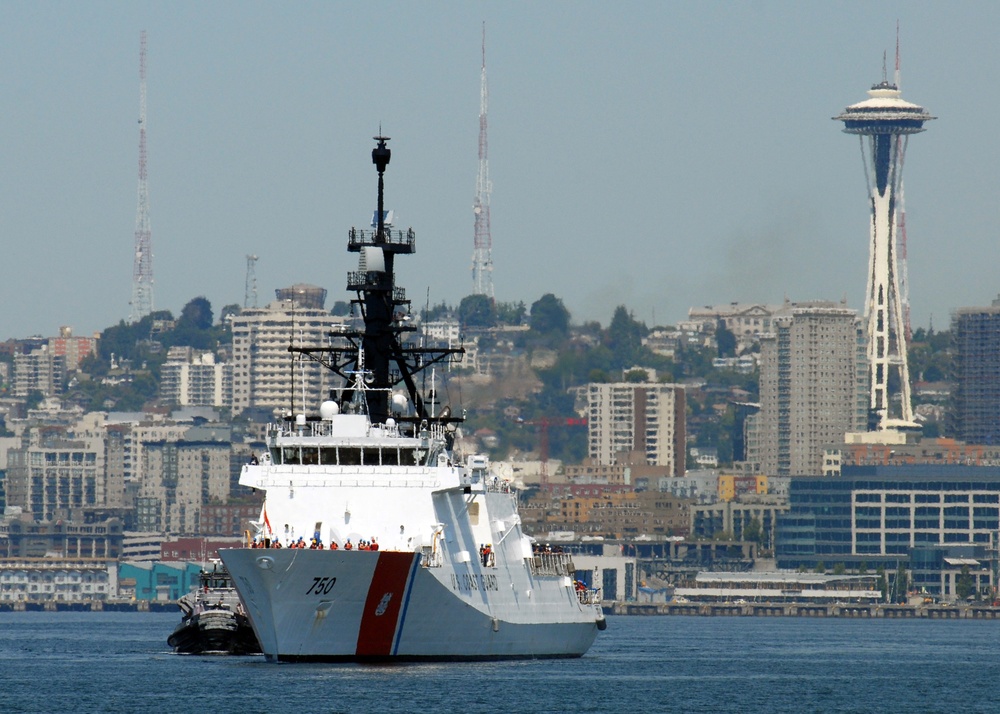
[167,563,261,655]
[220,136,606,662]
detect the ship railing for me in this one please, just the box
[348,227,416,252]
[529,552,575,577]
[245,472,443,490]
[268,419,403,439]
[347,270,396,292]
[483,477,515,494]
[577,587,602,605]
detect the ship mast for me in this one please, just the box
[291,136,464,429]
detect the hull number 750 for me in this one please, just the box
[306,576,337,595]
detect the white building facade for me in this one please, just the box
[586,382,686,477]
[230,297,347,414]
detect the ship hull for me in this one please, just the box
[221,548,601,662]
[167,610,261,656]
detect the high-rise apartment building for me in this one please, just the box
[48,327,97,371]
[230,286,346,415]
[160,347,233,407]
[749,302,866,477]
[952,300,1000,444]
[5,413,107,521]
[586,382,686,477]
[136,440,232,534]
[13,346,66,398]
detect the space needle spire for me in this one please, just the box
[835,43,934,433]
[472,22,494,299]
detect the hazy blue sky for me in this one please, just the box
[2,2,998,339]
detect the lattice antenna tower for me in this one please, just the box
[129,30,154,323]
[471,22,494,299]
[245,254,259,308]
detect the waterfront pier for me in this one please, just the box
[609,602,1000,619]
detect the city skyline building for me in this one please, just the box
[586,381,686,477]
[951,298,1000,445]
[160,347,233,408]
[748,301,867,477]
[835,54,934,432]
[230,286,346,415]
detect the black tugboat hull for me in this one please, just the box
[168,610,261,655]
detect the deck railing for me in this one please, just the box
[529,552,575,577]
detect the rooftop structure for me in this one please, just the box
[274,283,327,310]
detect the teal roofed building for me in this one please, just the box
[118,561,202,602]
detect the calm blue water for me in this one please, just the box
[0,612,997,713]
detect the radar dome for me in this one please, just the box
[319,401,340,420]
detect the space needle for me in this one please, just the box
[835,62,934,433]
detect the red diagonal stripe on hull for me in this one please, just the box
[355,551,415,657]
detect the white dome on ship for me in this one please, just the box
[319,401,340,420]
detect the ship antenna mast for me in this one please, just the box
[129,30,154,323]
[472,21,494,299]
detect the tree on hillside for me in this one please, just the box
[169,297,217,349]
[423,301,452,321]
[97,310,173,365]
[715,319,737,357]
[220,304,242,323]
[495,301,526,326]
[178,296,213,330]
[458,294,496,329]
[529,294,570,336]
[604,306,646,369]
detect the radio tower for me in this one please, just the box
[835,33,934,432]
[471,22,494,299]
[129,30,154,323]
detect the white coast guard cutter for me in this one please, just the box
[221,136,605,661]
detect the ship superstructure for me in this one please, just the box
[220,137,605,661]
